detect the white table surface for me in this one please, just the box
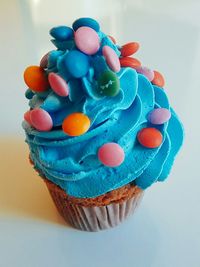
[0,0,200,266]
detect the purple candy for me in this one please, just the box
[148,108,171,125]
[40,52,50,68]
[136,66,154,81]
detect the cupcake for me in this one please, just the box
[22,17,184,231]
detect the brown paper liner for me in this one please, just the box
[44,178,144,231]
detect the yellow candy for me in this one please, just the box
[62,112,91,136]
[24,66,49,92]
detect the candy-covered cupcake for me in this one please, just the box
[22,18,184,231]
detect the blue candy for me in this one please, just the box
[72,17,100,32]
[41,92,67,112]
[25,88,34,99]
[49,26,74,41]
[48,50,64,68]
[64,50,89,78]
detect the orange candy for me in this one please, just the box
[121,42,140,57]
[108,35,116,44]
[24,66,49,92]
[119,57,141,69]
[151,70,165,88]
[62,112,91,136]
[137,127,163,148]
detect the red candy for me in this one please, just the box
[119,57,141,69]
[151,70,165,88]
[121,42,140,57]
[137,127,163,148]
[108,35,116,44]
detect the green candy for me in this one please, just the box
[97,70,120,97]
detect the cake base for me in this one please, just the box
[44,178,144,231]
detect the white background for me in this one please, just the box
[0,0,199,266]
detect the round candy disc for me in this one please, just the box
[121,42,140,57]
[64,50,89,78]
[40,52,49,68]
[136,66,154,81]
[24,66,49,92]
[72,18,100,32]
[148,108,171,125]
[30,108,53,131]
[62,112,90,136]
[24,110,32,125]
[137,128,163,148]
[48,72,69,97]
[151,70,165,87]
[25,89,34,99]
[97,70,120,97]
[108,35,116,44]
[102,45,120,72]
[119,57,141,69]
[49,26,73,41]
[74,26,100,55]
[98,142,125,167]
[48,50,63,69]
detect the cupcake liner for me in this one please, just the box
[45,178,144,231]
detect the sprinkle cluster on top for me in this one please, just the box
[24,17,170,168]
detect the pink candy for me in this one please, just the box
[74,26,100,55]
[98,142,125,167]
[102,45,120,72]
[48,72,69,97]
[40,52,49,68]
[24,110,32,125]
[30,108,53,131]
[136,66,154,81]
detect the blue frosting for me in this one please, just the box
[23,21,184,198]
